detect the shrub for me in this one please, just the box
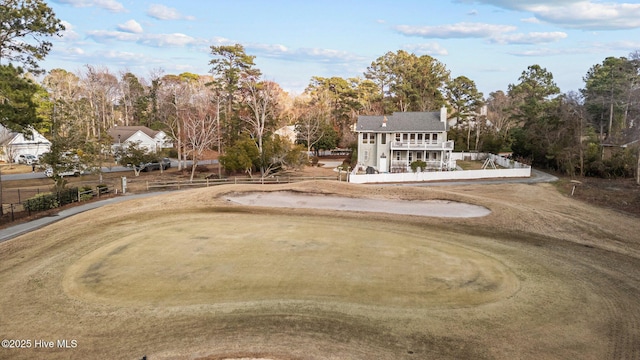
[57,187,79,206]
[24,193,59,212]
[79,186,94,201]
[96,184,109,194]
[410,160,427,172]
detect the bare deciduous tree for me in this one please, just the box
[183,77,218,181]
[240,79,284,177]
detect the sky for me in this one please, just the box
[41,0,640,97]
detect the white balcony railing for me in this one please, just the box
[390,140,454,150]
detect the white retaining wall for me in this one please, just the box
[349,153,531,184]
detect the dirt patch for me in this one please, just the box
[556,176,640,216]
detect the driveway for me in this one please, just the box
[391,168,558,187]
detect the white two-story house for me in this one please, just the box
[356,107,454,172]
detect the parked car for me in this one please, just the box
[17,154,38,165]
[44,166,85,177]
[140,158,171,172]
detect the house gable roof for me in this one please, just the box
[0,125,51,145]
[107,126,159,143]
[356,112,446,133]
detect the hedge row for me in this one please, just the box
[23,187,79,212]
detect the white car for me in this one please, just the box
[17,154,38,165]
[44,166,85,177]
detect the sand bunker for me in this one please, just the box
[225,191,491,218]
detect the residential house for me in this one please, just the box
[274,125,298,144]
[601,133,639,160]
[0,125,51,163]
[355,107,454,172]
[107,126,172,153]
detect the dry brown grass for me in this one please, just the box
[0,163,35,174]
[0,181,639,359]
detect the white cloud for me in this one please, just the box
[490,31,568,45]
[141,33,198,47]
[52,0,126,13]
[395,22,517,38]
[244,43,364,64]
[87,30,201,48]
[296,48,362,62]
[507,39,640,57]
[117,20,143,34]
[583,40,640,53]
[59,21,81,41]
[463,0,640,30]
[250,43,289,54]
[207,36,235,47]
[458,0,585,11]
[147,4,195,21]
[66,47,85,55]
[508,48,566,57]
[521,17,541,24]
[395,21,566,45]
[87,30,140,42]
[403,43,449,56]
[529,2,640,30]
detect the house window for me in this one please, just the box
[395,151,401,161]
[369,134,375,144]
[395,133,401,142]
[417,134,423,142]
[410,134,416,143]
[381,133,386,144]
[433,133,438,142]
[403,134,408,141]
[408,152,413,162]
[364,150,369,161]
[417,152,423,160]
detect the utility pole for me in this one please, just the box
[637,147,640,185]
[0,165,3,216]
[216,94,221,177]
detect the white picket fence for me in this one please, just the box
[348,153,531,184]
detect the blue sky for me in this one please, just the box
[43,0,640,97]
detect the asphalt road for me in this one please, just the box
[1,159,219,181]
[393,168,558,187]
[1,165,133,181]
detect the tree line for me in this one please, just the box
[1,0,639,183]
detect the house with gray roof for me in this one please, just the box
[355,107,454,172]
[107,126,172,153]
